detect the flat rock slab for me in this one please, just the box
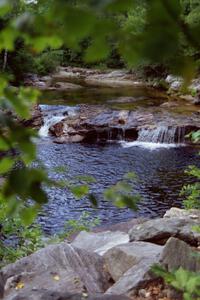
[72,231,129,256]
[129,217,200,246]
[1,242,110,300]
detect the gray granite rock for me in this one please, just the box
[1,242,110,300]
[104,241,162,281]
[129,217,200,246]
[72,231,129,256]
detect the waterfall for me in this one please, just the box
[39,105,79,137]
[137,126,186,144]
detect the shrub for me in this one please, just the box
[34,50,64,75]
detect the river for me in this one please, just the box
[36,85,200,235]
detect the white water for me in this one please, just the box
[120,141,185,150]
[138,126,186,144]
[39,115,66,137]
[39,105,79,137]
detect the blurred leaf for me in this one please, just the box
[70,185,89,199]
[0,157,13,174]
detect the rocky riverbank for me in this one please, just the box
[1,208,200,300]
[25,67,145,91]
[25,67,200,105]
[24,67,200,145]
[38,103,200,145]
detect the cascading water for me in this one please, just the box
[121,126,186,150]
[39,105,79,137]
[137,126,186,144]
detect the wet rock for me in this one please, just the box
[54,134,84,143]
[164,207,200,221]
[53,82,83,91]
[193,97,200,105]
[21,105,43,129]
[85,77,142,88]
[72,231,129,256]
[160,101,179,108]
[129,217,200,246]
[104,242,162,281]
[1,242,110,300]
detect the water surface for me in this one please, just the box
[37,139,200,234]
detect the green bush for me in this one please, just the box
[34,50,64,75]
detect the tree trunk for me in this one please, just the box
[2,49,8,71]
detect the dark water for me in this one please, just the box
[36,139,200,234]
[40,85,167,110]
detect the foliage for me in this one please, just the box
[153,266,200,300]
[34,49,64,75]
[104,172,140,210]
[181,165,200,209]
[0,204,100,267]
[58,212,100,240]
[0,204,44,267]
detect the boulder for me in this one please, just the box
[104,241,162,281]
[72,231,129,256]
[164,207,200,221]
[106,237,200,297]
[21,105,43,129]
[129,217,200,246]
[1,242,110,300]
[105,257,158,296]
[160,237,200,272]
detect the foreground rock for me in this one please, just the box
[104,242,162,281]
[129,217,200,246]
[1,210,200,299]
[105,237,200,296]
[164,207,200,220]
[72,231,129,256]
[1,242,110,300]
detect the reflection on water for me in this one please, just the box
[36,140,200,234]
[39,86,167,110]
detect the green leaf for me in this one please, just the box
[88,193,98,207]
[0,137,9,151]
[70,185,89,199]
[106,0,134,12]
[0,0,11,17]
[85,37,110,62]
[20,206,38,226]
[0,157,13,174]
